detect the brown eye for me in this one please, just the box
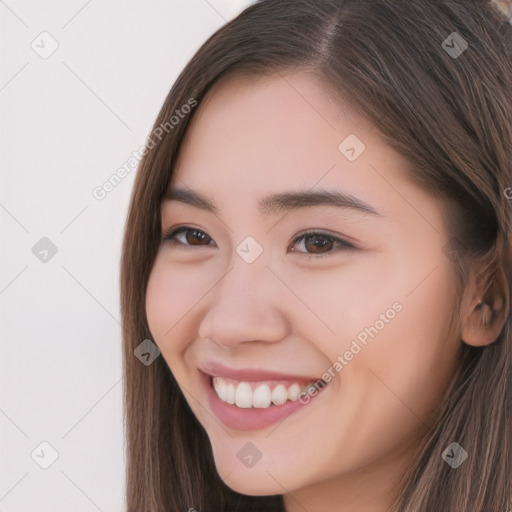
[303,234,334,253]
[291,231,355,256]
[162,227,214,247]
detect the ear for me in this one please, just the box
[460,260,509,347]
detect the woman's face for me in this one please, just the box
[145,71,461,504]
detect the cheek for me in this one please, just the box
[340,263,460,443]
[145,256,204,353]
[285,253,459,465]
[280,253,404,353]
[340,298,459,468]
[376,277,460,410]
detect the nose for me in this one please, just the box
[197,254,289,348]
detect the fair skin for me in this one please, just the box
[145,71,486,511]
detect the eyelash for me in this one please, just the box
[161,226,356,258]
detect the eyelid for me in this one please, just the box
[290,229,357,254]
[161,226,216,248]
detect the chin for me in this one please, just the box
[220,471,283,497]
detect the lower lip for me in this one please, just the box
[202,372,324,431]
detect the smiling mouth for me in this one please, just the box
[211,376,326,409]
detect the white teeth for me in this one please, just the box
[271,384,288,405]
[212,377,319,408]
[253,385,272,408]
[287,383,301,401]
[225,382,236,404]
[213,378,228,402]
[235,382,253,408]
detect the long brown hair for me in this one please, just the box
[120,1,512,510]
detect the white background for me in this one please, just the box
[0,1,255,510]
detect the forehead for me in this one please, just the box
[182,71,370,147]
[172,71,397,187]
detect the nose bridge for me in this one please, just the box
[198,247,288,345]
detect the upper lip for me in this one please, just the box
[199,360,321,383]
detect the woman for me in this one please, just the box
[120,1,512,510]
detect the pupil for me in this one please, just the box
[187,229,210,245]
[305,234,333,253]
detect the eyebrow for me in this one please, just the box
[164,187,381,216]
